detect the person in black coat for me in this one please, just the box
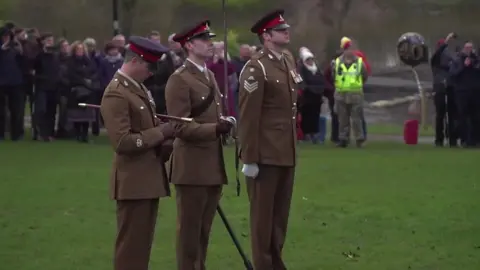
[144,49,175,114]
[0,26,25,141]
[449,41,480,148]
[67,41,100,143]
[55,38,72,138]
[430,33,457,147]
[33,33,62,141]
[298,47,325,143]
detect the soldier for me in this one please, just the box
[238,10,300,270]
[332,46,369,147]
[164,21,233,270]
[100,36,175,270]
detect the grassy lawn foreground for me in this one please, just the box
[0,139,479,270]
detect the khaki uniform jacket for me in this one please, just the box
[164,60,227,186]
[238,49,300,167]
[100,72,170,200]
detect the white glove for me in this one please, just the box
[241,163,259,179]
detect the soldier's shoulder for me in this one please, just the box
[240,59,264,79]
[172,64,187,75]
[251,49,269,61]
[104,76,124,94]
[166,65,188,92]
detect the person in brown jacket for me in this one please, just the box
[164,21,233,270]
[100,36,175,270]
[238,10,301,270]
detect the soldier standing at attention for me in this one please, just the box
[164,21,233,270]
[238,10,300,270]
[100,36,175,270]
[332,46,369,147]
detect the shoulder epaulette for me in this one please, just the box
[252,49,268,60]
[174,64,186,74]
[105,77,122,92]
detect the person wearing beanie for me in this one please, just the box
[340,36,371,75]
[298,47,325,144]
[331,45,369,147]
[339,37,370,139]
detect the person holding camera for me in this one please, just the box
[430,32,457,147]
[449,41,480,148]
[33,33,62,141]
[0,25,25,141]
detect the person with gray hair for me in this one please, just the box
[231,44,252,116]
[167,33,184,68]
[112,34,126,56]
[83,37,102,136]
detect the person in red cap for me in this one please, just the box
[339,37,370,141]
[237,9,300,270]
[164,20,234,269]
[100,36,175,270]
[340,37,371,75]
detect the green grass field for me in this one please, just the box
[1,138,479,270]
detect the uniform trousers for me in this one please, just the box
[246,165,295,270]
[114,199,159,270]
[335,92,364,141]
[175,185,222,270]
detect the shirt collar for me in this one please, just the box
[117,69,141,89]
[269,49,283,60]
[187,58,207,72]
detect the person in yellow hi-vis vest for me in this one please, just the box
[331,47,369,147]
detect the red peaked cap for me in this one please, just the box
[173,20,216,46]
[127,36,169,63]
[250,9,290,35]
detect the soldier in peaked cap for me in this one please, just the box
[100,36,176,270]
[237,9,300,270]
[164,20,233,270]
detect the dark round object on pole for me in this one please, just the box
[397,32,429,67]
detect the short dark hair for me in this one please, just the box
[258,29,272,45]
